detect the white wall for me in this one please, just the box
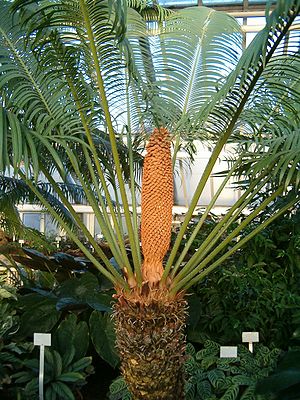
[174,142,240,210]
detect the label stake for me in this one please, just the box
[34,333,51,400]
[242,332,259,353]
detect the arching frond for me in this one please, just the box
[125,6,242,132]
[127,0,173,21]
[11,0,130,120]
[235,125,300,191]
[0,201,51,247]
[164,0,300,288]
[186,2,300,140]
[0,4,82,136]
[0,176,79,230]
[1,0,299,292]
[233,30,300,141]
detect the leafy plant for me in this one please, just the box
[0,268,120,398]
[0,275,17,301]
[256,302,300,400]
[109,376,132,400]
[11,246,94,282]
[89,311,119,368]
[187,210,300,349]
[15,274,116,364]
[0,341,34,396]
[15,292,62,340]
[1,0,300,398]
[0,278,20,392]
[1,313,94,400]
[184,341,280,400]
[256,350,300,400]
[108,341,281,400]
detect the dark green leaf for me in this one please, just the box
[51,381,75,400]
[89,310,119,368]
[70,356,92,372]
[58,372,85,383]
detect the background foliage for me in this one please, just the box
[2,207,300,398]
[185,208,300,349]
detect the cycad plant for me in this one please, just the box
[0,0,300,398]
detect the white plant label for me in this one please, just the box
[34,333,51,346]
[220,346,238,358]
[34,333,51,400]
[242,332,259,353]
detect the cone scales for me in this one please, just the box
[141,127,173,284]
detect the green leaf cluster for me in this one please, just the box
[187,209,300,349]
[0,341,34,394]
[108,341,281,400]
[256,350,300,400]
[1,264,119,374]
[185,341,281,400]
[90,310,119,368]
[109,376,132,400]
[0,309,93,400]
[256,300,300,400]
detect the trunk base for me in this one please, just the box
[113,286,187,400]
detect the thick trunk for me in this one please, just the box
[113,286,187,400]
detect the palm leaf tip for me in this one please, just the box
[140,127,173,285]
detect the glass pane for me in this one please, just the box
[248,0,275,3]
[159,0,197,5]
[247,16,266,25]
[246,32,257,47]
[202,0,243,5]
[94,216,102,239]
[45,214,59,236]
[23,213,41,231]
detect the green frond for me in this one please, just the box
[127,0,173,21]
[0,9,79,135]
[233,34,300,140]
[235,126,300,192]
[0,201,51,247]
[1,0,299,292]
[14,0,130,117]
[0,176,80,231]
[163,0,300,284]
[125,6,242,132]
[185,1,299,140]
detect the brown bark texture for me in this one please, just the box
[113,287,188,400]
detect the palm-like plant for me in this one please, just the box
[0,175,91,246]
[0,0,300,398]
